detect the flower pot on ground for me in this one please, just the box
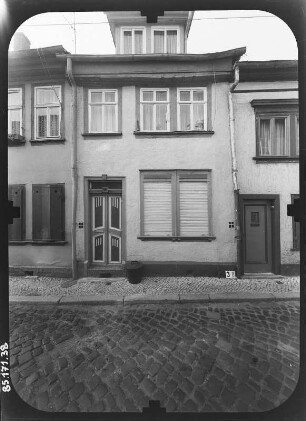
[126,261,144,284]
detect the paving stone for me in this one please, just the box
[206,376,223,397]
[36,391,49,411]
[181,399,198,412]
[93,383,108,400]
[25,372,39,386]
[69,382,85,400]
[141,378,156,395]
[54,393,69,411]
[18,352,32,365]
[87,374,101,391]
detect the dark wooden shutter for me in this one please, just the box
[292,194,300,250]
[8,185,25,241]
[50,184,65,240]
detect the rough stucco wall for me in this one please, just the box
[76,83,237,264]
[234,81,299,265]
[8,81,72,268]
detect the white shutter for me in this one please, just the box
[143,181,172,236]
[179,180,209,236]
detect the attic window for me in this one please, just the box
[121,28,145,54]
[152,27,179,53]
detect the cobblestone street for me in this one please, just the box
[9,300,299,412]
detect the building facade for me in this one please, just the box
[8,13,299,278]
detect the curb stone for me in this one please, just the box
[9,292,300,305]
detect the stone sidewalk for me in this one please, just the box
[9,300,300,412]
[9,275,300,304]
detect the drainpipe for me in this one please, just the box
[66,57,78,280]
[228,62,242,278]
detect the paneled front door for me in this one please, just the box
[91,194,122,264]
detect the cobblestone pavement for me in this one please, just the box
[9,301,299,412]
[9,275,300,297]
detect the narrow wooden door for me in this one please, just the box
[243,201,273,273]
[91,194,122,264]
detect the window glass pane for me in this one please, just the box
[8,109,21,135]
[36,87,59,105]
[110,236,120,262]
[8,90,21,107]
[180,91,190,101]
[143,104,154,130]
[154,31,164,53]
[104,105,116,131]
[91,92,103,103]
[110,197,120,229]
[93,196,103,229]
[180,104,191,130]
[156,104,167,130]
[142,91,153,101]
[37,108,47,137]
[123,31,132,54]
[193,90,204,101]
[167,30,177,53]
[259,119,271,156]
[156,91,167,101]
[50,108,60,136]
[94,235,104,261]
[134,30,143,54]
[273,118,287,156]
[90,105,102,132]
[193,103,204,130]
[104,91,116,102]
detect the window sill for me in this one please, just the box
[134,130,214,137]
[253,156,299,163]
[138,236,216,242]
[8,135,26,146]
[9,240,67,245]
[82,132,122,138]
[30,138,66,145]
[290,248,300,252]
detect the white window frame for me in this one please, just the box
[34,85,62,139]
[140,88,170,132]
[120,27,146,54]
[8,88,22,136]
[151,26,180,54]
[88,89,118,133]
[177,88,208,131]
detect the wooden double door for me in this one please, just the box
[91,194,122,264]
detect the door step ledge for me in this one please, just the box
[242,273,285,279]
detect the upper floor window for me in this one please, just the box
[152,28,179,54]
[35,86,61,139]
[8,88,22,136]
[88,89,118,133]
[252,99,299,158]
[121,28,145,54]
[177,88,207,131]
[140,89,169,131]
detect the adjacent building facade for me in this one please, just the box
[8,12,299,278]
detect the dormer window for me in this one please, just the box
[121,27,145,54]
[152,27,179,53]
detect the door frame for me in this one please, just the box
[84,176,126,268]
[239,194,281,275]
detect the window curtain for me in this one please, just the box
[156,104,167,130]
[273,118,286,155]
[259,119,271,155]
[193,103,204,130]
[37,108,48,138]
[90,105,102,132]
[8,109,21,135]
[123,31,132,54]
[180,104,190,130]
[167,30,177,53]
[143,104,154,130]
[134,31,143,53]
[104,105,116,132]
[154,31,164,53]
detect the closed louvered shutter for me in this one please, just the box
[8,185,25,240]
[143,181,172,236]
[179,180,209,236]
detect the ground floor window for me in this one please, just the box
[140,170,211,238]
[32,184,65,240]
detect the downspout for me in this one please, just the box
[66,57,78,280]
[228,62,242,278]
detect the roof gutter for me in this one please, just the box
[228,62,242,278]
[66,57,78,280]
